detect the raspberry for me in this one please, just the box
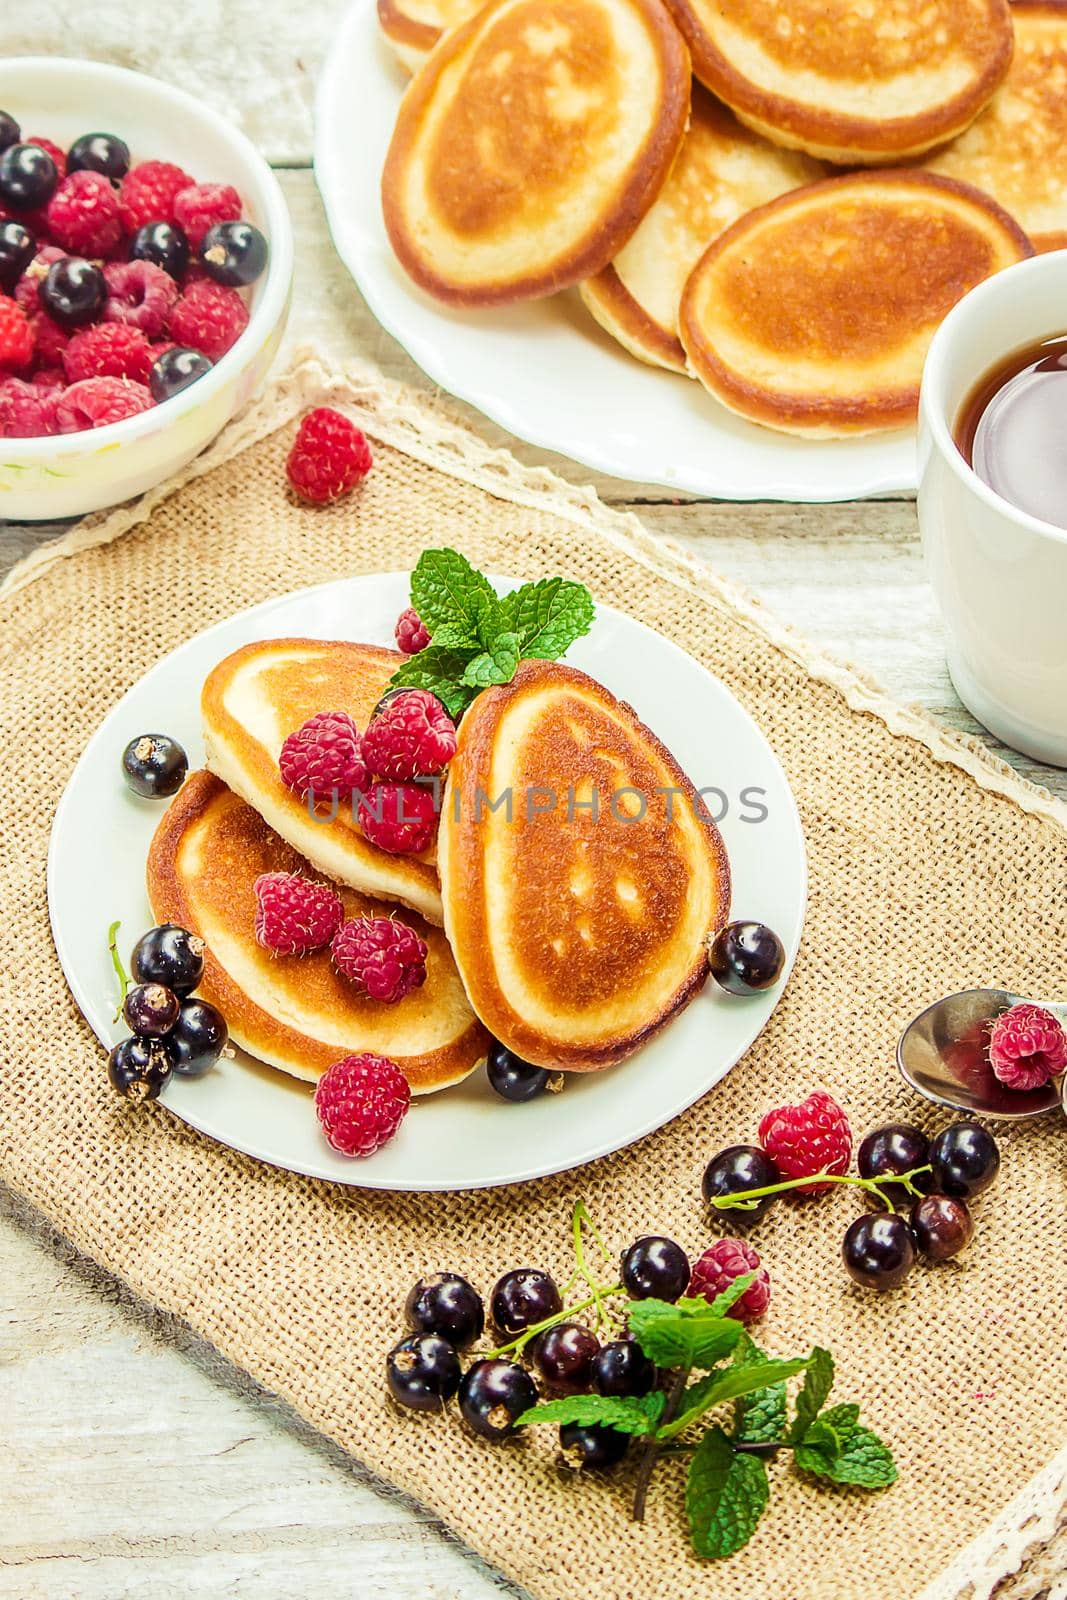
[758,1090,852,1195]
[689,1239,771,1322]
[331,916,428,1003]
[46,171,123,256]
[0,298,35,371]
[0,376,56,437]
[315,1052,411,1157]
[31,365,66,392]
[63,323,153,385]
[15,248,66,314]
[988,1002,1067,1091]
[55,376,152,433]
[119,159,193,232]
[357,782,438,855]
[286,407,373,504]
[395,607,430,654]
[362,689,457,781]
[279,710,368,803]
[103,260,178,337]
[168,278,248,360]
[253,871,345,956]
[27,136,67,177]
[30,313,70,367]
[173,182,241,248]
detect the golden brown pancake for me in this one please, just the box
[580,88,824,373]
[439,659,730,1072]
[680,171,1033,438]
[377,0,483,71]
[925,2,1067,252]
[147,771,488,1093]
[661,0,1014,163]
[202,639,443,925]
[381,0,691,305]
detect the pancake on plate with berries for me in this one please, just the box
[661,0,1013,163]
[580,87,824,374]
[202,638,443,924]
[377,0,484,71]
[438,659,731,1072]
[148,771,487,1092]
[680,170,1033,438]
[925,2,1067,252]
[380,0,691,304]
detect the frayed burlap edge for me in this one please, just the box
[3,345,1064,1600]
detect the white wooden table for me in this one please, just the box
[2,20,1065,1599]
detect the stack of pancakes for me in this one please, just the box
[378,0,1062,437]
[146,641,731,1093]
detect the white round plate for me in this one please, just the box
[314,0,917,503]
[49,574,806,1190]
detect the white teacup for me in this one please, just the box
[918,252,1067,767]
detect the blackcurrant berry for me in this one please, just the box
[39,257,106,329]
[702,1145,780,1220]
[370,686,410,722]
[200,219,268,287]
[129,220,189,280]
[169,998,228,1077]
[929,1122,1000,1200]
[108,1035,173,1102]
[531,1322,600,1394]
[708,921,785,994]
[620,1235,690,1301]
[0,112,20,154]
[842,1212,916,1290]
[149,345,213,404]
[458,1359,538,1440]
[490,1268,562,1337]
[857,1123,932,1205]
[559,1420,630,1470]
[486,1040,555,1102]
[67,131,130,181]
[909,1194,973,1261]
[121,732,188,798]
[386,1333,461,1411]
[0,220,34,293]
[405,1272,485,1348]
[122,982,180,1038]
[0,143,58,210]
[131,924,205,996]
[594,1337,655,1397]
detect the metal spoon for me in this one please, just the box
[897,987,1066,1120]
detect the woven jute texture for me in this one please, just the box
[2,354,1065,1600]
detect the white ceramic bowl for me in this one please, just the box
[0,58,293,521]
[918,252,1067,768]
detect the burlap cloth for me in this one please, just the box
[1,353,1065,1600]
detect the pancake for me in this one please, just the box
[680,170,1033,438]
[925,2,1067,253]
[202,638,443,925]
[377,0,483,71]
[579,88,824,373]
[661,0,1013,164]
[381,0,691,305]
[438,659,731,1072]
[147,771,488,1093]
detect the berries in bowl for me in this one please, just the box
[0,57,293,520]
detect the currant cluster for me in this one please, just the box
[107,922,228,1101]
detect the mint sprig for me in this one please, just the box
[387,549,595,715]
[686,1426,770,1560]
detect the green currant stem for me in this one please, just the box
[571,1200,614,1329]
[707,1164,933,1212]
[632,1366,688,1522]
[108,919,130,1022]
[482,1283,623,1361]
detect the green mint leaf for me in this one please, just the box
[686,1426,769,1560]
[496,577,595,660]
[730,1331,787,1445]
[460,631,522,689]
[514,1391,664,1436]
[694,1273,756,1320]
[628,1299,742,1371]
[386,645,478,720]
[820,1403,860,1435]
[787,1346,834,1443]
[798,1416,842,1458]
[795,1423,897,1490]
[663,1356,808,1439]
[409,548,498,642]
